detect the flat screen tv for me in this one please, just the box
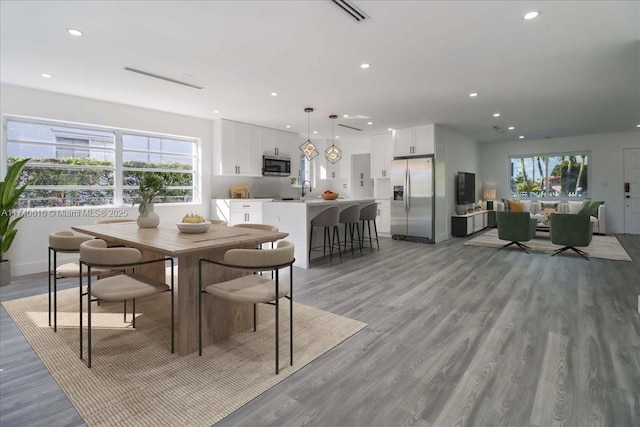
[456,172,476,205]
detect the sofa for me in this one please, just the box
[494,199,606,235]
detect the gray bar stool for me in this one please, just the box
[339,204,362,256]
[309,206,342,264]
[359,202,380,251]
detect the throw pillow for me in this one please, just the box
[510,201,525,212]
[540,201,559,211]
[541,207,556,217]
[501,198,511,212]
[567,200,585,215]
[578,200,604,218]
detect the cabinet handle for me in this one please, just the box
[275,148,278,155]
[360,172,364,179]
[332,172,335,178]
[360,180,363,187]
[377,209,380,215]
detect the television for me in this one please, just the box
[456,171,476,205]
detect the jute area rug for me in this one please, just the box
[465,228,632,261]
[2,288,367,426]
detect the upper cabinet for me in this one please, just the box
[213,119,299,177]
[393,124,435,157]
[370,133,393,178]
[315,139,341,180]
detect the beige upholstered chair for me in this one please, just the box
[79,239,174,368]
[359,202,379,251]
[198,241,295,374]
[339,204,362,256]
[48,231,112,332]
[309,206,341,264]
[233,223,279,249]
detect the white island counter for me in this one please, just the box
[262,198,376,269]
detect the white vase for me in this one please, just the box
[137,202,160,228]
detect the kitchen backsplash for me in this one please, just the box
[210,175,351,199]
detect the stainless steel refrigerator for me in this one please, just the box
[390,156,434,242]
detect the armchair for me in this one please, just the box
[496,211,537,253]
[549,213,593,260]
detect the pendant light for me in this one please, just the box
[299,107,319,161]
[325,114,342,164]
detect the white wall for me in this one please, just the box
[434,124,480,242]
[479,131,639,234]
[1,84,213,276]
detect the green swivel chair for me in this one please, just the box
[549,213,593,260]
[496,211,537,253]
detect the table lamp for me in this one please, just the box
[483,188,496,210]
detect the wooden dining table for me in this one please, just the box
[72,221,288,355]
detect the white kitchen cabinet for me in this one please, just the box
[393,124,435,157]
[314,139,341,180]
[211,199,264,226]
[213,119,262,177]
[261,127,292,158]
[370,133,393,178]
[375,198,390,234]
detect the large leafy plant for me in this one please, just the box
[1,158,29,262]
[134,174,166,216]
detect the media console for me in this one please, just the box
[451,210,489,237]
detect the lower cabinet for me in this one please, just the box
[375,199,390,235]
[211,199,263,226]
[451,210,488,237]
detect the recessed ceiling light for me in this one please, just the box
[360,63,370,69]
[286,125,291,129]
[336,136,340,139]
[313,131,318,134]
[508,126,515,130]
[213,110,220,114]
[493,113,501,117]
[523,11,540,20]
[636,124,640,128]
[519,135,525,139]
[367,122,373,125]
[270,92,278,96]
[343,114,349,118]
[67,28,83,36]
[469,92,478,97]
[40,73,52,78]
[387,128,393,131]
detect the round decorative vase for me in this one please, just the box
[455,205,467,215]
[137,203,160,228]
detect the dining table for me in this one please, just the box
[72,221,288,355]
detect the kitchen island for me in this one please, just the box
[262,198,376,269]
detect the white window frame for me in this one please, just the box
[3,115,200,209]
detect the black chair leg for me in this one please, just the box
[552,246,590,260]
[498,240,531,254]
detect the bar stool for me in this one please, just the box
[48,231,111,332]
[359,202,380,251]
[339,204,362,257]
[309,206,341,264]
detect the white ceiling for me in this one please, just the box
[1,1,639,144]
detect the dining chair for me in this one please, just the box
[48,231,112,332]
[79,239,174,368]
[233,223,279,248]
[198,240,295,374]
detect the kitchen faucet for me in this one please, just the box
[301,180,312,198]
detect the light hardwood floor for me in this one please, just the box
[1,233,639,426]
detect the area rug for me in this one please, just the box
[465,228,632,261]
[2,288,367,426]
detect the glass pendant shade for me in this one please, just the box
[299,139,319,160]
[325,144,342,164]
[299,107,318,160]
[325,114,341,164]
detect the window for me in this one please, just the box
[5,117,198,209]
[509,153,589,198]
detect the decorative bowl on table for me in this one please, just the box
[176,221,211,234]
[321,191,339,200]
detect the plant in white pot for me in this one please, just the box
[1,158,30,286]
[133,174,166,228]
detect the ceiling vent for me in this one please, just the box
[328,0,370,23]
[338,123,363,131]
[124,67,204,90]
[493,126,504,133]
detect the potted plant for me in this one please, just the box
[133,174,166,228]
[1,158,30,286]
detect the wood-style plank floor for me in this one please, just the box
[1,232,639,427]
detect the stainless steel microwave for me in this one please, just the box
[262,155,291,176]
